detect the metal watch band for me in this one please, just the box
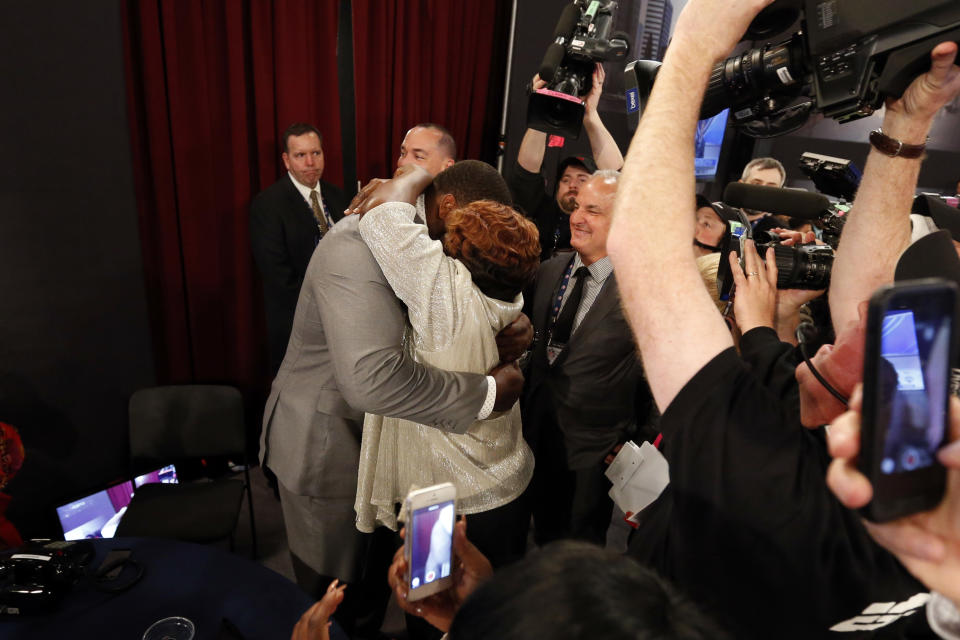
[869,128,926,159]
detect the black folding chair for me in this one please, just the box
[116,385,258,559]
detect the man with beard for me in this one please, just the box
[509,64,623,260]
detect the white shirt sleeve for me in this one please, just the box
[358,202,461,351]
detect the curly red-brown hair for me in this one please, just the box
[443,200,541,301]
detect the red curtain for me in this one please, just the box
[352,0,509,181]
[122,0,508,396]
[122,0,342,393]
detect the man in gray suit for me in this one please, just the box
[259,162,527,637]
[522,169,654,546]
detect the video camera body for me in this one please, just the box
[527,0,630,139]
[627,0,960,137]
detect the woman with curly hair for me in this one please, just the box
[354,161,541,567]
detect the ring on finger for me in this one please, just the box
[746,271,760,277]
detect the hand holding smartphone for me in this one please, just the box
[858,279,958,522]
[403,483,456,602]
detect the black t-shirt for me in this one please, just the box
[508,165,572,260]
[628,341,934,639]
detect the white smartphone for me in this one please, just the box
[404,482,457,602]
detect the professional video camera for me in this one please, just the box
[715,181,852,295]
[625,0,960,137]
[527,0,630,139]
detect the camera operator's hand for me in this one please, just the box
[584,63,605,118]
[729,239,778,334]
[770,227,824,247]
[387,519,493,633]
[775,287,824,345]
[531,73,547,92]
[672,0,775,64]
[827,386,960,609]
[884,42,960,141]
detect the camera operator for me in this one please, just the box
[510,64,623,260]
[735,157,788,237]
[608,0,960,636]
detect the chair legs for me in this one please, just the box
[244,466,258,560]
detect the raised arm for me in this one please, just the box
[829,43,960,331]
[608,0,772,411]
[516,75,549,174]
[583,64,623,170]
[358,203,459,350]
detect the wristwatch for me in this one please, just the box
[869,128,927,159]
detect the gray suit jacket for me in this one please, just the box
[524,253,652,469]
[259,215,488,498]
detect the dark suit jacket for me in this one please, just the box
[523,253,653,469]
[250,175,348,373]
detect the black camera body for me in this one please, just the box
[0,540,93,615]
[528,0,629,139]
[627,0,960,137]
[753,231,835,290]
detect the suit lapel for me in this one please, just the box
[551,272,620,368]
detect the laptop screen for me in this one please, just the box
[56,464,178,540]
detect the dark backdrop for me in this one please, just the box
[0,1,155,536]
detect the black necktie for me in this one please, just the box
[551,266,590,345]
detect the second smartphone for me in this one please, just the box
[858,278,958,522]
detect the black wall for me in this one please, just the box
[0,1,155,536]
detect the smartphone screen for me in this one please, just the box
[408,500,455,591]
[877,308,951,475]
[861,279,957,522]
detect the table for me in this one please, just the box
[1,537,347,640]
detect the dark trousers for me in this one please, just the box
[523,391,614,546]
[290,526,396,640]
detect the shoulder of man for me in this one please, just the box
[251,174,298,209]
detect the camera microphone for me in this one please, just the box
[723,182,831,220]
[539,4,581,83]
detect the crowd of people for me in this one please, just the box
[250,0,960,638]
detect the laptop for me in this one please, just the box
[55,464,179,541]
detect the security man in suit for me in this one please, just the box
[522,169,655,546]
[250,122,349,375]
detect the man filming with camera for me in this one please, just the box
[510,64,623,260]
[610,0,960,636]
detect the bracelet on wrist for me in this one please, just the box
[869,128,927,159]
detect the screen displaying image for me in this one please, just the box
[56,465,179,540]
[57,481,135,540]
[134,464,178,487]
[695,109,729,180]
[880,309,951,474]
[408,500,455,590]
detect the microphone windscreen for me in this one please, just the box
[723,182,831,220]
[539,42,566,83]
[553,3,581,40]
[895,229,960,289]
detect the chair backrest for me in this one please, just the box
[128,385,245,461]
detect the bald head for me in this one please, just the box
[398,124,457,176]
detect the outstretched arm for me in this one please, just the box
[582,64,623,170]
[829,43,960,331]
[608,0,773,411]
